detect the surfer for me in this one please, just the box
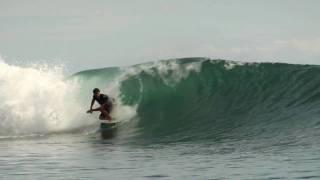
[87,88,113,121]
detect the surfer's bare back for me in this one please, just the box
[87,88,113,121]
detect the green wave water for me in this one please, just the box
[73,58,320,143]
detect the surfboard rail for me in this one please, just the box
[100,120,121,124]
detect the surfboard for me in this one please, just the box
[99,120,119,138]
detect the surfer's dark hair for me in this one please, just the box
[93,88,100,94]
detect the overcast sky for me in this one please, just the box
[0,0,320,73]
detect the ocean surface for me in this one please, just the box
[1,58,320,179]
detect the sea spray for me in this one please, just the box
[0,59,94,136]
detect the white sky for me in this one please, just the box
[0,0,320,73]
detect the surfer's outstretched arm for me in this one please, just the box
[90,107,102,111]
[90,98,95,110]
[87,106,101,113]
[90,106,112,120]
[87,98,95,113]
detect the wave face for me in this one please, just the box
[117,58,320,142]
[2,57,320,143]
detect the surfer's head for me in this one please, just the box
[93,88,100,96]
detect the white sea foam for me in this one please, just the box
[0,57,99,136]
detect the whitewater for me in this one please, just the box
[1,57,320,179]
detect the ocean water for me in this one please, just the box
[1,58,320,179]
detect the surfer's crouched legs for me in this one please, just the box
[100,103,112,121]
